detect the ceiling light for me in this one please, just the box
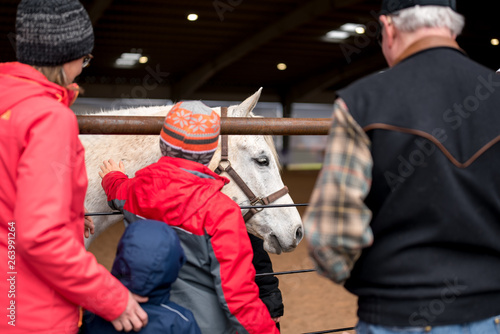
[323,23,366,43]
[491,38,499,46]
[340,23,366,34]
[187,14,198,21]
[121,53,141,61]
[277,63,287,71]
[115,52,143,68]
[325,30,350,40]
[355,26,366,34]
[139,56,149,64]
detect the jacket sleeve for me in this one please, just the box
[249,233,284,318]
[206,197,280,334]
[304,98,374,284]
[15,108,128,321]
[101,171,131,211]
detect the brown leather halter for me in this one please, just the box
[214,107,289,222]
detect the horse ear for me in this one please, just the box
[232,88,262,117]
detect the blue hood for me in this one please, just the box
[111,220,185,304]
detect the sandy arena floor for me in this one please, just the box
[88,169,358,334]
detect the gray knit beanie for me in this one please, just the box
[16,0,94,66]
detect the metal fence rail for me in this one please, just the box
[77,116,332,135]
[303,326,356,334]
[85,203,310,217]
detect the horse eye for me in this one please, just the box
[253,157,269,166]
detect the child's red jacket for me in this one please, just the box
[102,156,279,334]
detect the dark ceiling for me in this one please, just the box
[1,0,500,107]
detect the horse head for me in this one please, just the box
[209,89,304,254]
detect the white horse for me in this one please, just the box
[80,89,304,254]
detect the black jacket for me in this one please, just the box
[338,38,500,326]
[249,233,283,328]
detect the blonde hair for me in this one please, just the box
[33,65,84,93]
[33,65,68,87]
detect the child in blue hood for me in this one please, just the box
[82,220,201,334]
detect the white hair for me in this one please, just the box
[391,5,465,36]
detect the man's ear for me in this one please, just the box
[380,15,395,48]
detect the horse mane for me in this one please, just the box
[264,135,281,171]
[245,112,281,170]
[79,105,171,117]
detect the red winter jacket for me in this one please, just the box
[0,62,128,334]
[102,156,279,334]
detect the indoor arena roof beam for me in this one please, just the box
[172,0,365,101]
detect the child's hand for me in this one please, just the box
[99,159,125,179]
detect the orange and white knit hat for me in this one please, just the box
[159,101,220,165]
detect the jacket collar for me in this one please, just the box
[0,62,79,108]
[394,36,465,66]
[159,156,230,185]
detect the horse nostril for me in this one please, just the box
[268,233,282,254]
[295,226,303,243]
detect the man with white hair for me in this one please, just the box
[305,0,500,332]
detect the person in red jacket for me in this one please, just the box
[98,101,280,334]
[0,1,148,333]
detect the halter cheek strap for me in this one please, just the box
[214,107,289,222]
